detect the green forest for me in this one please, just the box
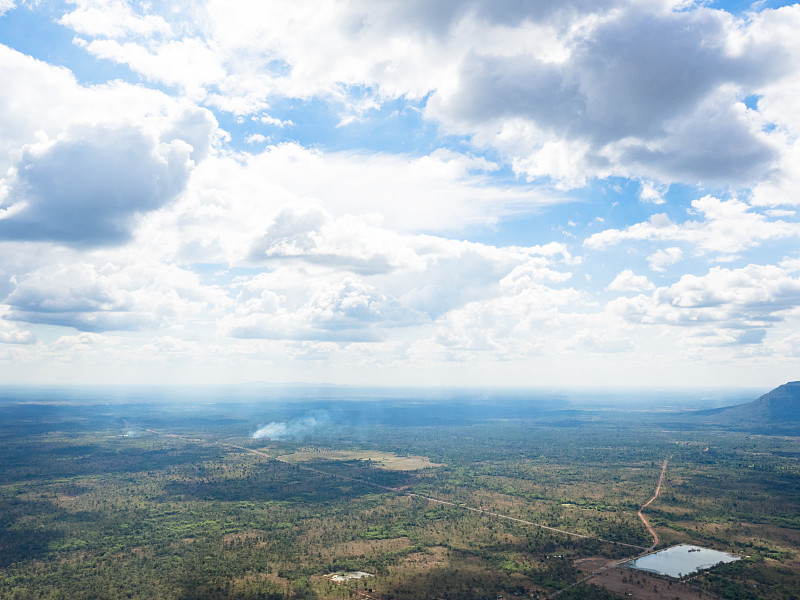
[1,397,799,600]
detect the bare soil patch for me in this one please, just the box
[589,566,715,600]
[573,556,614,573]
[320,537,414,559]
[394,545,450,571]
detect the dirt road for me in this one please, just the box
[547,457,670,599]
[222,441,647,551]
[639,458,669,552]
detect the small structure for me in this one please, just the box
[329,571,374,583]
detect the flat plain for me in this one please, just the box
[1,390,799,600]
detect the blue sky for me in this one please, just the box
[1,0,800,388]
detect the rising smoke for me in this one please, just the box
[251,412,330,440]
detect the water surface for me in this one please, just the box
[628,544,740,578]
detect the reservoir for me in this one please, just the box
[627,544,740,578]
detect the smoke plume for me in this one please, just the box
[252,412,330,440]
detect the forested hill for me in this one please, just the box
[696,381,800,432]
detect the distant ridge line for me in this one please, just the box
[696,381,800,430]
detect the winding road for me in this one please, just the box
[639,458,669,552]
[546,457,670,599]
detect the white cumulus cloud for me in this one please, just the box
[647,247,683,272]
[607,270,655,292]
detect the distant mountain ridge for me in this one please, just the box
[697,381,800,430]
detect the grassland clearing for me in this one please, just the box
[280,450,444,471]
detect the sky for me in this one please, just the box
[0,0,799,389]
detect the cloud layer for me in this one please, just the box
[1,125,193,245]
[0,1,799,387]
[56,0,799,189]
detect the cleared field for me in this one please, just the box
[280,450,444,471]
[589,567,709,600]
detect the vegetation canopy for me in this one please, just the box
[1,386,799,600]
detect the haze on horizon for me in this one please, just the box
[1,1,800,389]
